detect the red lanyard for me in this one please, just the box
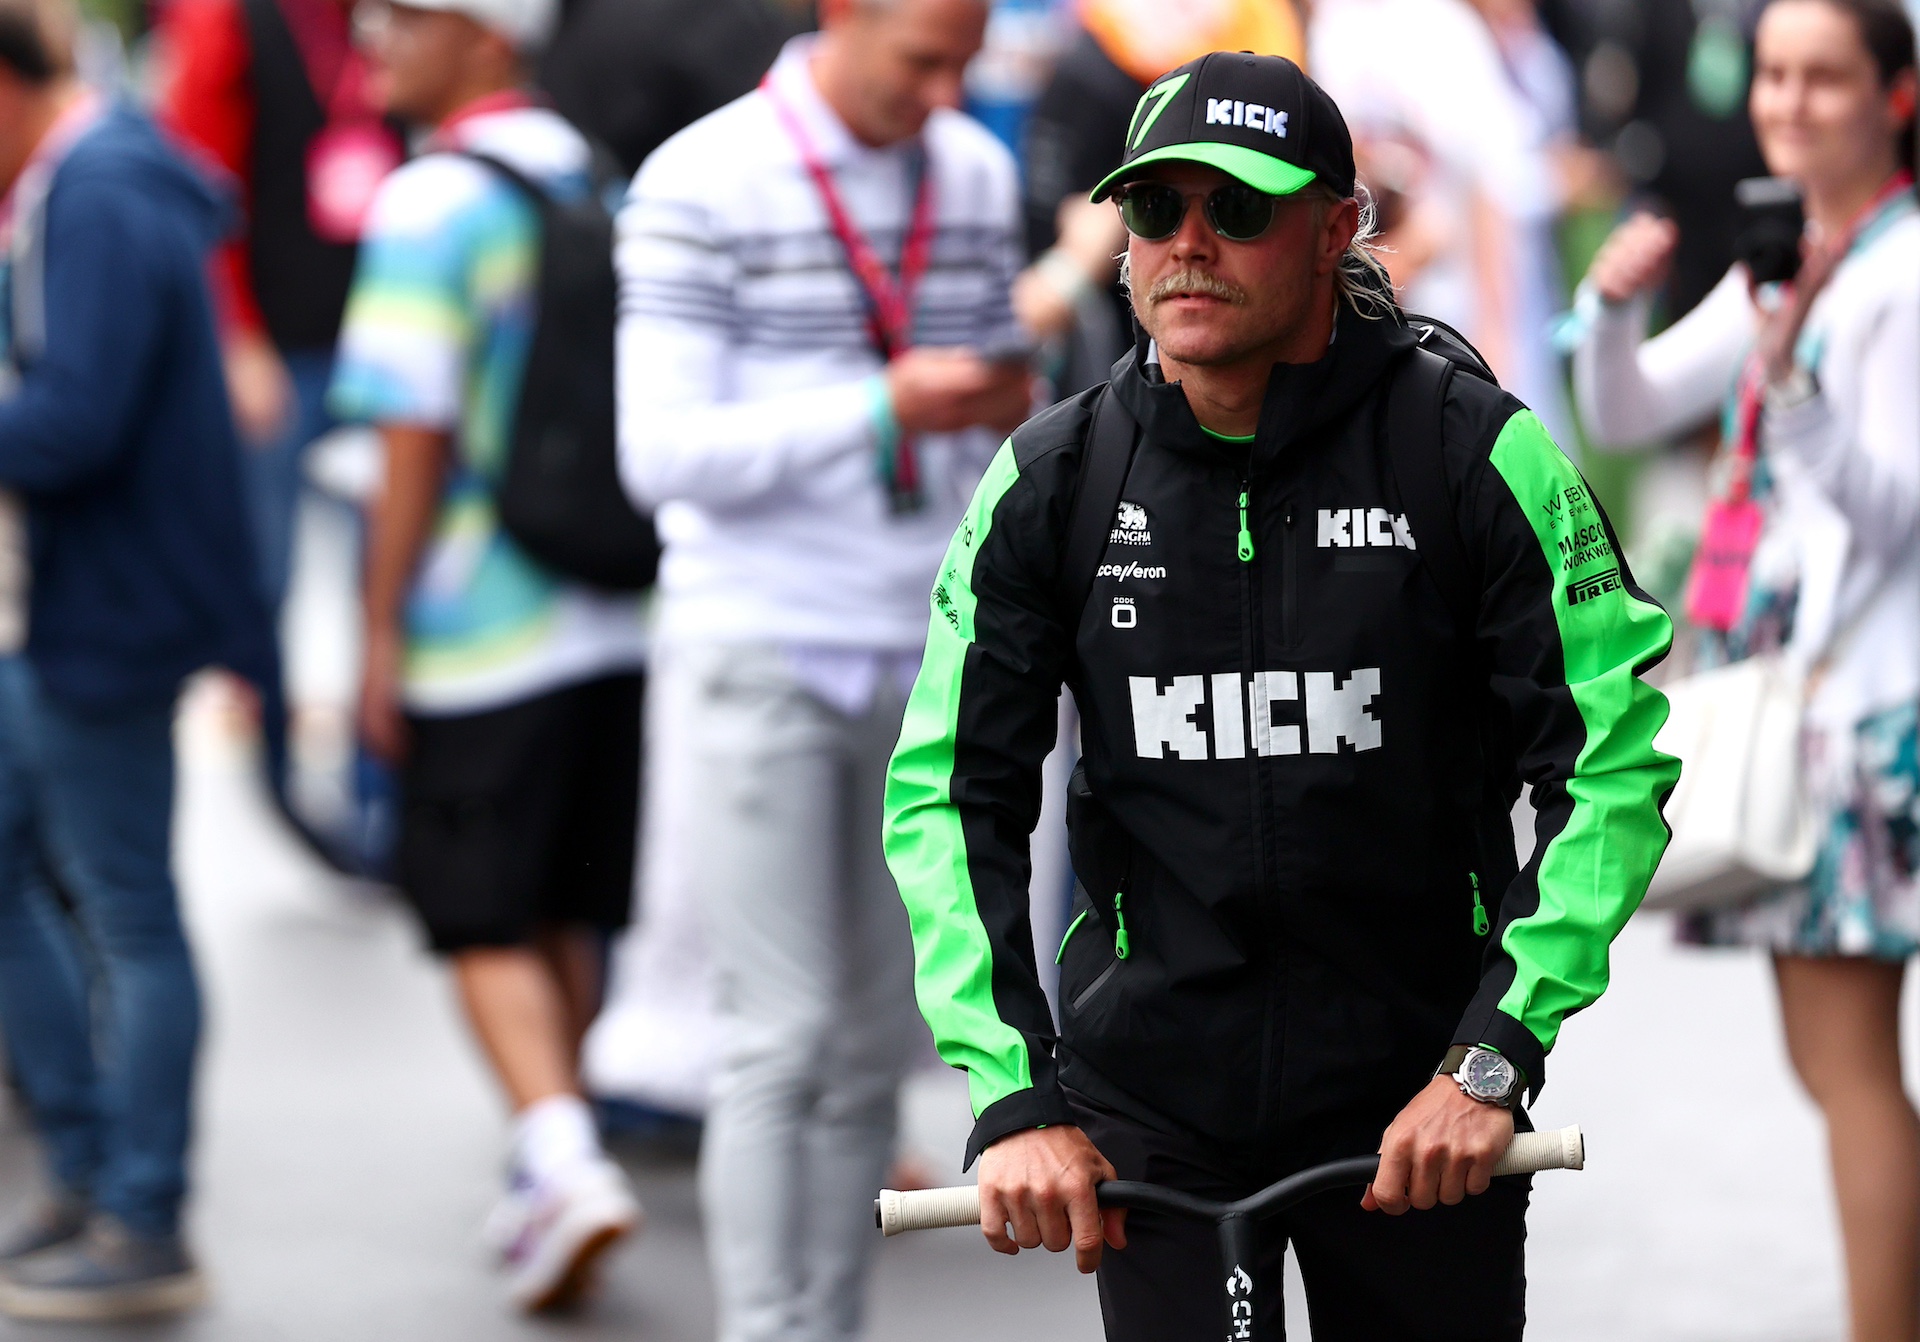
[762,77,937,360]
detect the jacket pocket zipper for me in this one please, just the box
[1112,890,1131,959]
[1055,908,1092,964]
[1471,871,1490,937]
[1072,961,1120,1012]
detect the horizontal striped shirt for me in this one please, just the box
[614,36,1024,651]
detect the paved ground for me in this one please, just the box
[3,688,1917,1341]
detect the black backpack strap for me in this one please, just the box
[1055,385,1140,625]
[1385,346,1477,639]
[453,150,552,206]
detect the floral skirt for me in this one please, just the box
[1680,699,1920,959]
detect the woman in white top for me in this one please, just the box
[1573,3,1920,1336]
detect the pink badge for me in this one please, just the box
[1684,495,1765,632]
[306,121,403,244]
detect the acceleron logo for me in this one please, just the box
[1097,560,1166,582]
[1131,669,1382,759]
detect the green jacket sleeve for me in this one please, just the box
[1452,408,1681,1092]
[884,440,1079,1165]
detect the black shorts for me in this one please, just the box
[399,672,642,953]
[1070,1089,1528,1342]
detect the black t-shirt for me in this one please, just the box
[1021,29,1141,389]
[1020,29,1142,258]
[538,0,802,177]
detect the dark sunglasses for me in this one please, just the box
[1114,181,1280,243]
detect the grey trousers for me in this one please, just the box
[660,642,922,1342]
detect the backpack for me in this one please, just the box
[461,150,661,592]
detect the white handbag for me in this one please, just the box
[1641,651,1820,912]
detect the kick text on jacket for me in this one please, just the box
[1131,669,1382,760]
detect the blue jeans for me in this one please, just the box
[0,658,196,1237]
[242,348,336,612]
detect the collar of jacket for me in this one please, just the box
[1109,299,1421,469]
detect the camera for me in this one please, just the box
[1733,177,1806,286]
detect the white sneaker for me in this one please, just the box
[482,1169,538,1264]
[500,1158,642,1313]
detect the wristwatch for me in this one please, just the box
[1766,365,1820,412]
[1437,1045,1525,1110]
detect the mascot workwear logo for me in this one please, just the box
[1110,501,1153,546]
[1205,99,1289,138]
[1318,508,1415,550]
[1132,669,1382,760]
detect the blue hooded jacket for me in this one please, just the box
[0,105,275,713]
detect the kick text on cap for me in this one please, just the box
[1206,100,1290,138]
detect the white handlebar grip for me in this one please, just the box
[876,1185,984,1237]
[1492,1125,1584,1175]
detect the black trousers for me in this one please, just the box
[1070,1089,1529,1341]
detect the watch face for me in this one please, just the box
[1462,1049,1516,1100]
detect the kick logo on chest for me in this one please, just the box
[1317,506,1415,549]
[1130,669,1382,760]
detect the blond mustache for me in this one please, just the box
[1146,270,1247,305]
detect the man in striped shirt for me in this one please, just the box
[614,0,1028,1334]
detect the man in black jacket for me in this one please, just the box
[883,52,1679,1341]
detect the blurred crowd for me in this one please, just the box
[0,0,1915,1333]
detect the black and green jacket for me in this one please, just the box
[883,308,1679,1167]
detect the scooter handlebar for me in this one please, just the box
[874,1124,1584,1237]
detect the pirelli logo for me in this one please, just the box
[1567,567,1623,606]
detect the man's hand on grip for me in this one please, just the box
[1364,1075,1515,1215]
[977,1125,1126,1274]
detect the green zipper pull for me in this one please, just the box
[1236,490,1256,562]
[1055,909,1091,965]
[1470,872,1490,937]
[1113,891,1131,960]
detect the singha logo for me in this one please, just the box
[1110,501,1153,546]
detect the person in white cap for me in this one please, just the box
[329,0,648,1314]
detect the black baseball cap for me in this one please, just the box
[1090,52,1356,203]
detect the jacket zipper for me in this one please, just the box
[1238,464,1280,1134]
[1112,890,1131,959]
[1470,871,1490,937]
[1281,508,1298,649]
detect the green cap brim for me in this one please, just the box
[1090,142,1317,203]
